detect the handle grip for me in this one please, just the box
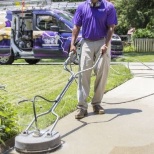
[64,51,77,66]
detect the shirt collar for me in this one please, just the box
[87,0,102,4]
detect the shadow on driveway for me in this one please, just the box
[61,108,142,139]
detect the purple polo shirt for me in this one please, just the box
[73,0,117,41]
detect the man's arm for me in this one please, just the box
[105,25,115,47]
[101,25,115,54]
[70,25,81,53]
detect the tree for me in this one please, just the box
[114,0,154,35]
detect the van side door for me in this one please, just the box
[33,12,63,59]
[0,12,11,56]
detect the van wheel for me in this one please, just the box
[25,59,40,65]
[0,52,14,65]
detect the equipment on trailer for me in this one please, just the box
[0,0,82,11]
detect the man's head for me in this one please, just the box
[89,0,101,7]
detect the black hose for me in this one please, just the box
[103,92,154,105]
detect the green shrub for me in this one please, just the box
[123,45,135,52]
[133,28,154,38]
[0,96,19,144]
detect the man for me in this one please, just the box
[127,27,135,42]
[71,0,117,119]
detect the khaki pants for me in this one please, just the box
[77,38,111,110]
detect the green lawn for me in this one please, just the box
[15,58,66,63]
[112,52,154,62]
[0,64,132,131]
[15,52,154,64]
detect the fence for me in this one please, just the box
[133,38,154,52]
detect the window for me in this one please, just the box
[36,15,58,31]
[58,21,71,32]
[56,12,73,23]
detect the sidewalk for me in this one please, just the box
[10,62,154,154]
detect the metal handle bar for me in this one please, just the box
[18,53,102,134]
[18,96,57,132]
[76,54,102,76]
[64,53,102,76]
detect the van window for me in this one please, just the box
[37,15,58,30]
[58,21,71,32]
[57,12,73,23]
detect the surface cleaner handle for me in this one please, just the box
[75,54,103,76]
[94,54,102,67]
[64,51,77,71]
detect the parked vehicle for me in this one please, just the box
[111,34,123,58]
[0,8,122,64]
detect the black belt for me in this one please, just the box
[84,37,105,42]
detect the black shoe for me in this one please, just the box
[75,108,88,119]
[93,105,105,114]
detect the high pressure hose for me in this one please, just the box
[110,55,154,75]
[0,85,6,92]
[103,55,154,105]
[103,92,154,105]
